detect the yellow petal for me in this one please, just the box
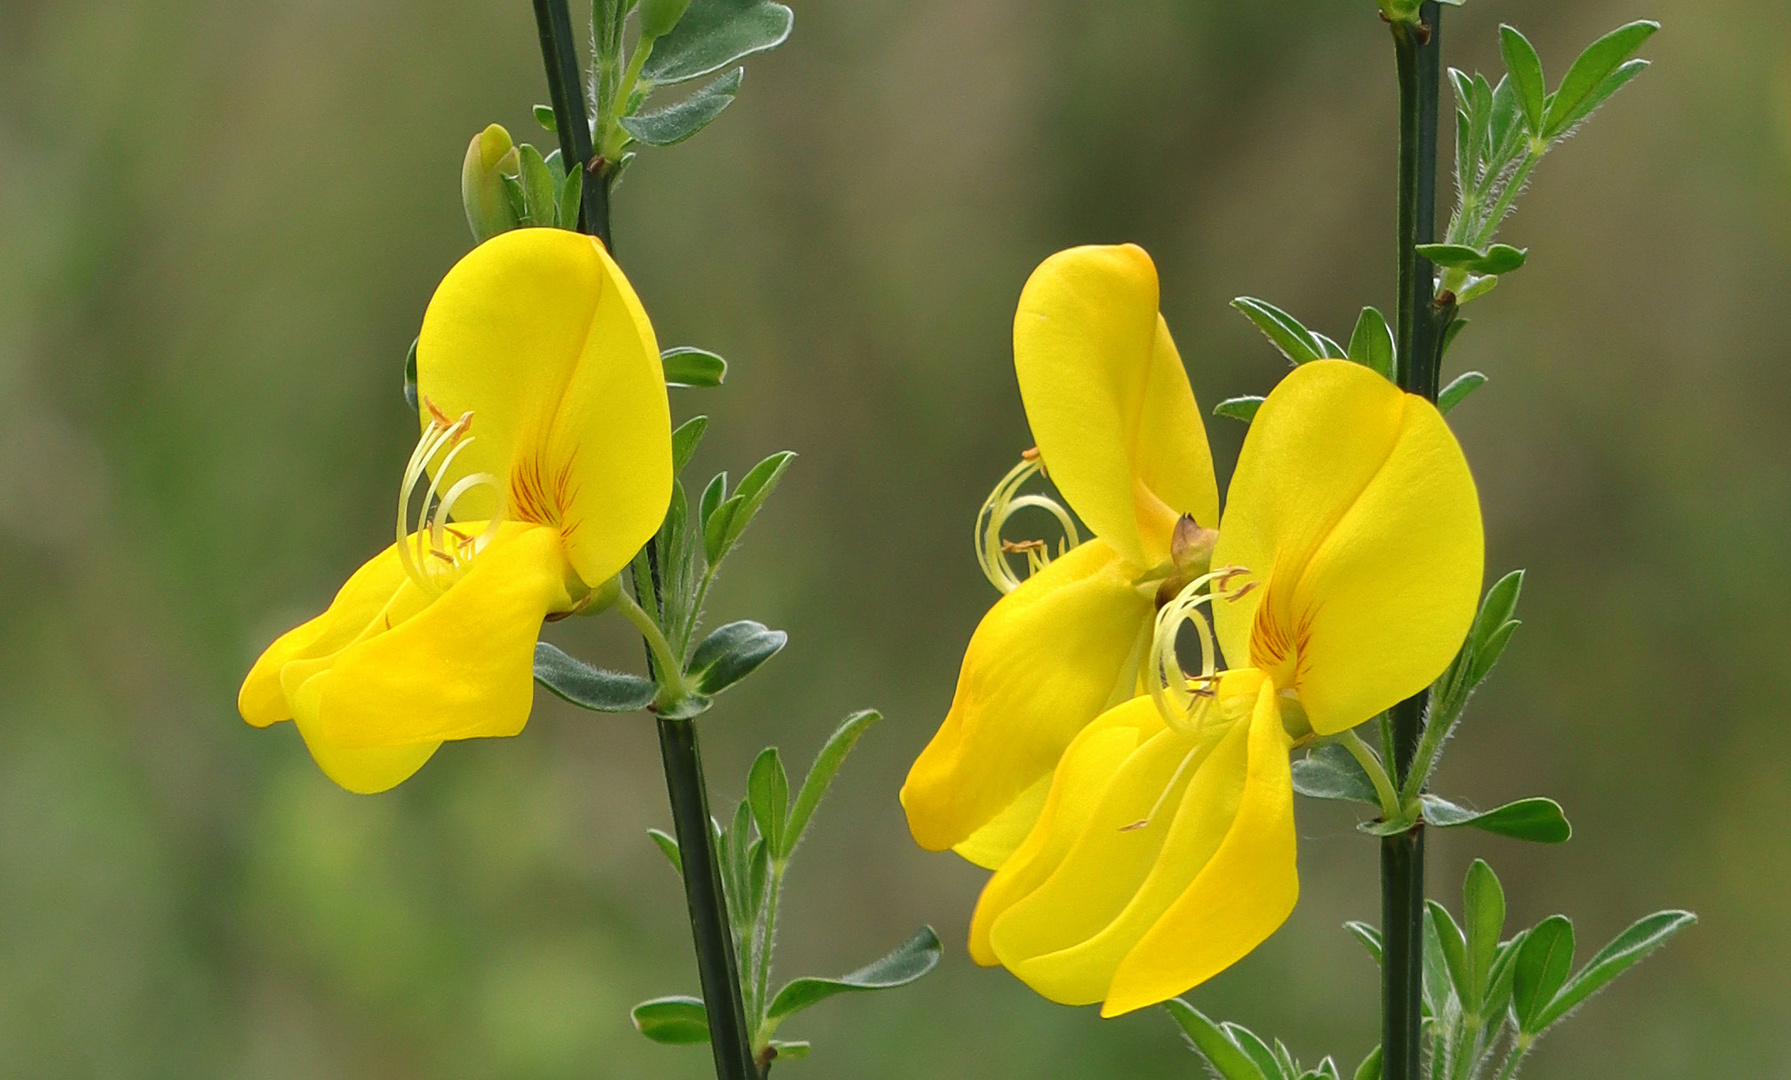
[1014,245,1219,568]
[313,522,573,750]
[900,539,1152,855]
[968,698,1162,965]
[1101,675,1297,1015]
[417,228,672,589]
[238,543,412,727]
[1212,360,1483,734]
[986,672,1269,1006]
[290,669,442,795]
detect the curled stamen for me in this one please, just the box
[1146,568,1255,734]
[975,456,1082,594]
[395,407,505,596]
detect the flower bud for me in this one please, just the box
[638,0,694,42]
[1170,514,1218,575]
[461,123,521,244]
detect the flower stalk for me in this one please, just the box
[1387,5,1445,1080]
[529,2,757,1077]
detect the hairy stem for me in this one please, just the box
[531,3,755,1076]
[1385,7,1444,1080]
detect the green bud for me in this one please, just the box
[461,123,521,244]
[573,574,623,617]
[638,0,694,42]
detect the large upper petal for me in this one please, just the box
[1014,245,1219,568]
[900,539,1152,858]
[1212,360,1483,735]
[304,523,573,751]
[417,228,672,589]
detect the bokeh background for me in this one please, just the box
[1,0,1787,1076]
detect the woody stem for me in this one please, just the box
[1386,7,1444,1080]
[529,3,757,1078]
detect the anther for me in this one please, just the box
[1002,539,1046,554]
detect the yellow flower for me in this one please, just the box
[901,244,1219,868]
[238,229,672,793]
[968,356,1484,1016]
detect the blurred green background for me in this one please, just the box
[1,0,1786,1076]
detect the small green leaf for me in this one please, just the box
[556,160,583,230]
[784,710,880,859]
[621,67,743,147]
[1513,916,1576,1033]
[1542,22,1659,138]
[1223,1023,1289,1080]
[1164,1000,1270,1080]
[1440,318,1469,360]
[1438,371,1487,414]
[516,143,557,227]
[672,415,709,475]
[1467,621,1521,690]
[534,104,557,132]
[747,747,790,857]
[1415,243,1486,268]
[648,827,683,877]
[1353,1047,1382,1080]
[746,836,770,921]
[1475,244,1529,275]
[1291,743,1382,806]
[1307,1059,1342,1080]
[631,995,709,1044]
[1274,1040,1300,1080]
[534,642,657,712]
[1463,859,1505,1012]
[1416,244,1527,276]
[1554,59,1650,138]
[766,927,942,1022]
[710,450,795,563]
[1487,75,1522,164]
[1456,274,1500,304]
[639,0,697,41]
[1344,921,1384,966]
[1310,332,1349,360]
[641,0,793,84]
[403,337,419,412]
[1232,297,1323,364]
[699,472,728,529]
[663,346,728,388]
[1428,900,1473,1012]
[1534,910,1695,1030]
[1422,795,1570,844]
[1215,396,1265,423]
[1484,929,1528,1023]
[1347,307,1396,380]
[1421,904,1456,1018]
[1499,25,1547,135]
[686,620,787,695]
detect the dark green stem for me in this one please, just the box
[530,0,612,248]
[1385,7,1443,1080]
[529,3,753,1077]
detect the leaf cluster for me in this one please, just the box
[1291,571,1568,845]
[533,412,797,720]
[631,711,943,1069]
[1215,299,1485,423]
[1433,21,1657,304]
[1177,861,1692,1080]
[1344,861,1695,1080]
[579,0,793,184]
